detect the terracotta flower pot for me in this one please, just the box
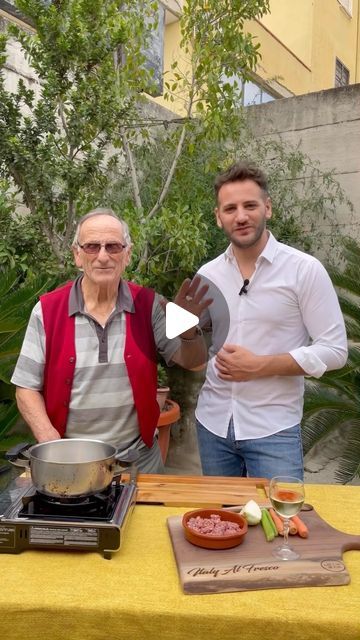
[156,386,170,411]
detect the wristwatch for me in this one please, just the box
[180,326,203,341]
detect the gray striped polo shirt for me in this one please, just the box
[11,277,180,451]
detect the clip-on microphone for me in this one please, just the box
[239,279,249,296]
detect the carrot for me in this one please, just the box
[269,508,298,535]
[290,515,309,538]
[269,508,284,535]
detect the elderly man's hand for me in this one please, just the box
[160,276,212,329]
[215,344,262,381]
[174,275,212,319]
[159,276,212,340]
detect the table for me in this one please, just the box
[0,483,359,640]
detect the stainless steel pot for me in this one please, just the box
[6,439,138,498]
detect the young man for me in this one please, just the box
[195,162,348,479]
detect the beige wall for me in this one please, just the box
[155,19,190,114]
[251,0,360,94]
[311,0,359,90]
[245,19,311,96]
[259,0,314,68]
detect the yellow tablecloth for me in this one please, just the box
[1,484,359,640]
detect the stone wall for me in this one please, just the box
[247,84,360,240]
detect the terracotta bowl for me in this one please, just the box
[182,508,248,550]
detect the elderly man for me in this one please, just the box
[11,208,209,473]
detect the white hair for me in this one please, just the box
[72,208,132,247]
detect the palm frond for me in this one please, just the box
[330,272,360,297]
[334,421,360,484]
[337,296,360,321]
[0,270,19,299]
[0,401,19,439]
[0,276,51,325]
[0,268,55,437]
[302,408,355,452]
[302,238,360,482]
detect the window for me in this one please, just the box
[220,74,276,107]
[337,0,352,16]
[242,80,275,106]
[335,58,350,87]
[143,5,166,97]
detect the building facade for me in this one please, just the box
[160,0,360,109]
[2,1,359,107]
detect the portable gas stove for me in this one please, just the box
[0,474,137,559]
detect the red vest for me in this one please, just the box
[40,280,160,447]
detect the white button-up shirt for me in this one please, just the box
[195,233,348,440]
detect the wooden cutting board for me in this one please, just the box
[134,474,269,507]
[167,507,360,594]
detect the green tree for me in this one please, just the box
[0,0,270,280]
[302,237,360,484]
[0,0,160,273]
[110,123,352,294]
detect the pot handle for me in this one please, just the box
[113,449,139,483]
[5,442,32,468]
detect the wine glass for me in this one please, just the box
[269,475,305,561]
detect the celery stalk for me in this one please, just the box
[261,508,277,542]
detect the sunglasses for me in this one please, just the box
[77,242,127,255]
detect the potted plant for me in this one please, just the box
[157,363,170,411]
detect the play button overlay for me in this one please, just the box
[127,274,230,371]
[165,302,199,339]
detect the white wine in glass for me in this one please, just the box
[269,476,305,561]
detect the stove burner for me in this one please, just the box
[18,482,124,522]
[34,484,113,507]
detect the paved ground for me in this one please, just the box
[164,419,360,485]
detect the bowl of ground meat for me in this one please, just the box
[182,509,248,549]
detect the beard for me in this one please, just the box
[226,218,268,250]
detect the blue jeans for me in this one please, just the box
[196,417,304,480]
